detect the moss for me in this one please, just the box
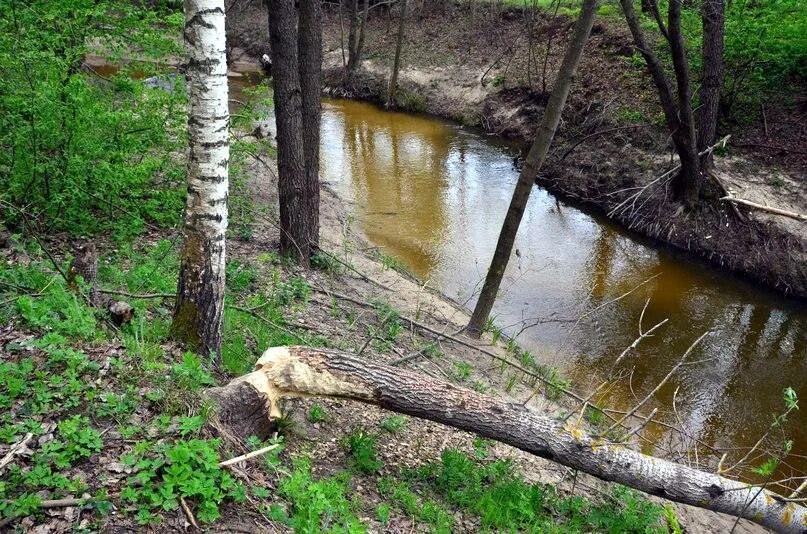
[170,300,202,351]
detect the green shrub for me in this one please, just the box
[345,430,382,474]
[121,438,246,525]
[272,457,364,532]
[0,1,186,236]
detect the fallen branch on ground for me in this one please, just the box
[219,443,281,467]
[0,433,34,472]
[206,346,807,533]
[720,196,807,222]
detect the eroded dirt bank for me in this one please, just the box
[225,0,806,299]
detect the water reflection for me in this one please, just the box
[318,97,807,477]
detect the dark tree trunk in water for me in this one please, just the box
[698,0,724,170]
[267,0,312,265]
[206,346,807,534]
[386,0,407,108]
[172,0,229,362]
[298,0,322,252]
[466,0,599,337]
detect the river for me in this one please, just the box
[312,97,806,481]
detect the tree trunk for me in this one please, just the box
[667,0,702,206]
[267,0,312,265]
[698,0,724,170]
[465,0,598,337]
[354,0,369,70]
[298,0,322,253]
[172,0,230,361]
[207,346,807,534]
[619,0,701,208]
[346,0,359,75]
[386,0,407,108]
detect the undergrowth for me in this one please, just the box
[0,216,671,532]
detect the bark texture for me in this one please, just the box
[298,0,322,253]
[346,0,368,75]
[346,0,359,74]
[698,0,724,169]
[666,0,702,205]
[386,0,407,108]
[173,0,229,360]
[466,0,598,336]
[267,0,314,265]
[208,346,807,534]
[619,0,702,206]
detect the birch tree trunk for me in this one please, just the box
[386,0,407,108]
[172,0,230,361]
[207,346,807,534]
[466,0,598,336]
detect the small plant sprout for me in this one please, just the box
[381,415,407,433]
[308,403,327,423]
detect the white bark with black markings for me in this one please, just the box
[207,346,807,534]
[173,0,230,359]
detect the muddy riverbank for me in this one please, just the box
[226,0,806,300]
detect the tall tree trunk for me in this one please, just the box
[354,0,369,70]
[619,0,701,207]
[667,0,702,206]
[386,0,407,108]
[698,0,724,170]
[207,346,807,534]
[267,0,312,265]
[172,0,230,362]
[298,0,322,253]
[466,0,599,337]
[346,0,359,75]
[339,0,346,68]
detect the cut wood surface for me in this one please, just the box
[207,346,807,534]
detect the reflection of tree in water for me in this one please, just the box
[341,103,451,277]
[695,306,807,480]
[573,251,807,474]
[326,98,807,479]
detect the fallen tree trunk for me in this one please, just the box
[206,346,807,533]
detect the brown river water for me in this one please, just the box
[89,62,805,482]
[313,97,807,480]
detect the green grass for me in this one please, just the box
[380,415,408,433]
[345,430,383,474]
[308,403,328,423]
[271,457,365,532]
[0,240,338,527]
[405,448,668,532]
[452,361,473,382]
